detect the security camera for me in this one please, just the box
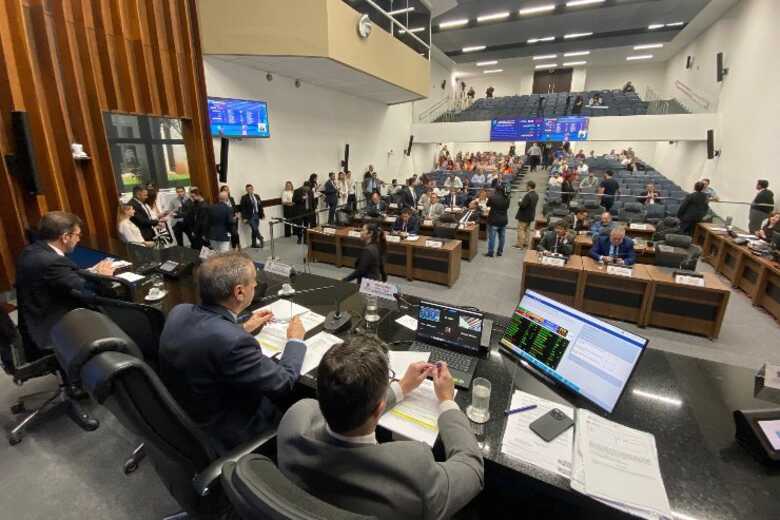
[266,73,273,82]
[295,79,301,88]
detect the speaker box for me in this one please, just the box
[405,135,414,156]
[4,111,42,194]
[716,52,728,82]
[340,144,350,171]
[707,129,716,159]
[217,137,229,183]
[686,56,693,69]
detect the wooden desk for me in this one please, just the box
[520,251,583,307]
[644,266,730,339]
[307,227,461,286]
[572,234,655,265]
[579,257,653,325]
[695,223,728,267]
[625,222,656,239]
[754,260,780,323]
[718,238,746,283]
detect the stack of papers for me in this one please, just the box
[379,378,452,447]
[500,391,574,478]
[254,300,328,373]
[256,329,342,375]
[115,272,145,283]
[570,410,672,520]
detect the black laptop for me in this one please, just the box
[409,301,489,389]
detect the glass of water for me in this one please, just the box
[466,377,491,424]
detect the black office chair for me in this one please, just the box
[432,224,457,240]
[51,308,276,520]
[619,202,646,223]
[93,296,166,474]
[222,454,376,520]
[652,216,682,242]
[654,234,702,270]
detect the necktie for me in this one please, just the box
[252,195,258,215]
[610,244,616,257]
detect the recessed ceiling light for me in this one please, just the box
[462,45,487,53]
[476,60,498,66]
[388,7,415,16]
[566,0,605,6]
[564,50,590,57]
[648,23,664,30]
[483,69,503,74]
[563,61,587,66]
[527,36,556,44]
[564,32,593,39]
[627,54,653,61]
[535,63,558,69]
[518,4,556,15]
[533,54,558,60]
[439,19,469,29]
[477,11,510,22]
[634,43,663,50]
[667,21,685,27]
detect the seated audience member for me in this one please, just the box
[277,342,484,519]
[422,193,445,221]
[622,81,636,93]
[590,227,636,266]
[572,208,591,233]
[461,178,473,204]
[548,171,564,190]
[343,224,387,284]
[700,178,719,202]
[538,222,575,256]
[159,252,306,453]
[117,203,153,246]
[366,191,386,215]
[757,211,780,241]
[560,175,576,206]
[605,149,618,160]
[576,161,589,177]
[579,171,599,191]
[590,211,615,236]
[444,175,463,189]
[677,181,710,235]
[575,149,586,160]
[639,183,660,205]
[486,86,494,98]
[443,187,465,209]
[129,185,159,241]
[471,170,486,187]
[392,208,420,235]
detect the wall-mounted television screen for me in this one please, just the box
[208,97,270,138]
[490,116,589,142]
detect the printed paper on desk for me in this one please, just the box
[264,259,293,278]
[541,256,566,267]
[115,271,145,283]
[675,274,705,287]
[606,265,632,277]
[258,299,325,332]
[360,278,398,301]
[300,332,343,375]
[112,260,132,269]
[500,390,574,478]
[323,227,337,235]
[348,230,362,238]
[199,246,216,260]
[387,235,401,243]
[379,379,455,447]
[395,314,418,331]
[388,350,430,380]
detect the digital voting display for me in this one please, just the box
[490,117,589,142]
[208,97,270,138]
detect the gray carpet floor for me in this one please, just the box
[1,167,778,519]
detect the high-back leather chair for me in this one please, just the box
[654,234,701,270]
[51,308,275,520]
[619,202,646,223]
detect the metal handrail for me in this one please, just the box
[418,95,452,121]
[674,80,712,110]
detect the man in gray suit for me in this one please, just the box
[277,342,484,519]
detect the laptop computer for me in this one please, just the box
[408,301,489,389]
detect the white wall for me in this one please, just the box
[584,61,667,98]
[459,65,535,99]
[652,0,780,227]
[204,57,416,241]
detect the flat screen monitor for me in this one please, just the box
[416,301,483,354]
[500,290,648,413]
[208,97,270,138]
[490,117,589,142]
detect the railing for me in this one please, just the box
[674,80,712,111]
[417,95,467,123]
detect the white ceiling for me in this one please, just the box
[210,55,425,105]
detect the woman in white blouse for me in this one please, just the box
[281,180,295,237]
[337,171,349,207]
[117,203,153,246]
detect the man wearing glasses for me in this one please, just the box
[14,211,116,430]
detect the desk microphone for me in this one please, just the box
[325,297,352,333]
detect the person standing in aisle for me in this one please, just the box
[220,185,241,249]
[485,180,509,257]
[240,184,265,248]
[514,181,538,249]
[323,172,339,225]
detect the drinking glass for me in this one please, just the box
[466,377,491,424]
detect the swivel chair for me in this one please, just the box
[619,202,646,223]
[654,234,702,270]
[52,308,276,520]
[222,454,376,520]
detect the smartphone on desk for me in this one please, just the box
[529,408,574,442]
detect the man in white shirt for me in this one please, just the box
[528,142,542,171]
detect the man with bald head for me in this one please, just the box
[207,190,235,252]
[590,211,615,236]
[590,226,636,266]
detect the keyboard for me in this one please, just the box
[409,343,475,373]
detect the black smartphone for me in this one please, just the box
[529,408,574,442]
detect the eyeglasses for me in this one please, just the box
[66,231,82,238]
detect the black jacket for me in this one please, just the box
[240,193,265,220]
[185,200,209,240]
[751,189,775,215]
[538,231,574,256]
[129,198,158,241]
[323,179,338,206]
[292,187,314,219]
[159,303,306,454]
[515,191,538,222]
[392,215,420,234]
[343,243,386,284]
[487,191,510,226]
[677,191,709,223]
[14,241,87,349]
[206,202,234,242]
[398,186,417,210]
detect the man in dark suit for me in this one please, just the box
[240,184,265,248]
[677,181,710,235]
[392,208,419,235]
[15,211,115,430]
[185,188,209,250]
[292,181,314,244]
[514,180,538,249]
[129,185,158,241]
[365,191,386,216]
[590,227,636,266]
[322,172,339,225]
[398,178,417,210]
[206,191,234,252]
[538,222,575,256]
[159,252,306,454]
[277,341,484,519]
[485,180,509,257]
[749,179,775,233]
[443,187,466,209]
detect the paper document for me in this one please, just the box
[765,364,780,390]
[255,329,342,375]
[570,410,672,520]
[115,272,145,283]
[112,260,132,269]
[500,391,574,478]
[395,315,418,331]
[379,379,455,447]
[258,299,325,332]
[388,350,430,379]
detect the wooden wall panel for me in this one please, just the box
[0,0,217,291]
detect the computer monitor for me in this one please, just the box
[416,301,483,354]
[500,290,648,413]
